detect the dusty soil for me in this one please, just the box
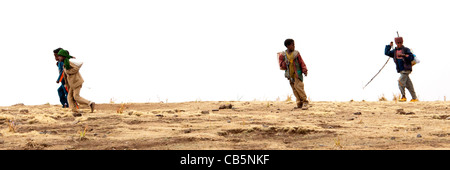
[0,101,449,150]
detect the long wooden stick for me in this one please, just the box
[363,57,390,89]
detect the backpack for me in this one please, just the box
[410,49,420,66]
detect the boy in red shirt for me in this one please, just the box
[278,39,309,109]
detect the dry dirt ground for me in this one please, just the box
[0,101,449,150]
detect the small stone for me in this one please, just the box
[212,109,219,112]
[184,129,192,133]
[353,112,362,115]
[390,137,396,140]
[72,112,82,117]
[12,103,24,106]
[219,104,233,109]
[156,114,164,117]
[20,109,29,113]
[174,109,186,113]
[201,110,209,114]
[417,134,422,138]
[227,120,231,123]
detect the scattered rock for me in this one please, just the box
[39,130,58,135]
[0,139,4,144]
[212,109,219,112]
[183,129,192,133]
[128,111,134,115]
[417,134,422,138]
[19,109,29,113]
[390,137,396,140]
[201,110,209,114]
[396,109,406,114]
[72,112,82,117]
[396,109,415,115]
[227,120,231,123]
[432,115,450,120]
[174,109,185,113]
[353,112,362,115]
[156,114,164,117]
[219,104,233,109]
[12,103,24,106]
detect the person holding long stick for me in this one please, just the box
[384,34,418,102]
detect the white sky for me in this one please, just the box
[1,0,449,106]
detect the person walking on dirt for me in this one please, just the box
[384,36,418,102]
[57,49,95,113]
[54,48,69,108]
[278,39,309,109]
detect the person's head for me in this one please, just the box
[57,55,65,62]
[57,49,71,59]
[284,39,295,52]
[57,49,73,69]
[53,48,63,61]
[395,37,403,48]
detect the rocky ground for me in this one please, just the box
[0,101,449,150]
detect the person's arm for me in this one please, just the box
[56,62,64,83]
[297,53,308,76]
[403,48,414,62]
[278,52,287,70]
[385,42,395,58]
[57,71,64,83]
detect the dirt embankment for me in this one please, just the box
[0,101,449,150]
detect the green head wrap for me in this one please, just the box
[57,49,73,69]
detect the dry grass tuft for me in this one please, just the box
[378,94,387,101]
[393,93,401,102]
[285,94,293,102]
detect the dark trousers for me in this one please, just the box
[58,84,69,107]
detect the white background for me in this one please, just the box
[1,0,449,106]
